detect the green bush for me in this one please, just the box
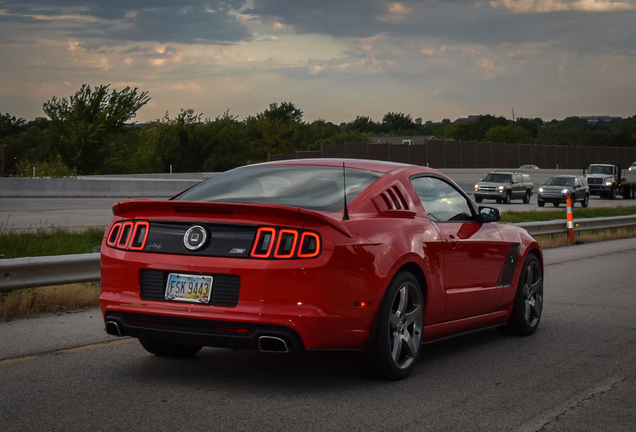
[16,155,78,178]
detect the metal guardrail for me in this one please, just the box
[1,214,636,293]
[516,214,636,237]
[0,253,100,293]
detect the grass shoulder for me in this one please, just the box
[499,205,636,224]
[0,227,105,258]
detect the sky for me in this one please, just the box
[1,0,635,124]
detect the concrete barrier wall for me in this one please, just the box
[0,169,582,198]
[0,177,204,198]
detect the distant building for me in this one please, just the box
[369,135,435,145]
[454,115,481,124]
[580,116,621,123]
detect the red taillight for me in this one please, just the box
[129,221,150,250]
[106,220,149,251]
[298,232,321,258]
[107,222,122,247]
[117,221,134,248]
[251,227,276,258]
[251,227,320,259]
[274,229,299,258]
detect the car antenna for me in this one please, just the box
[342,162,350,220]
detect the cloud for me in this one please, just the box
[490,0,636,13]
[0,1,253,44]
[249,0,636,53]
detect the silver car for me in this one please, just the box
[538,175,589,207]
[474,171,534,204]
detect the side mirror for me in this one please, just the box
[479,206,501,223]
[479,178,483,181]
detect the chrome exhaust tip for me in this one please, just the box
[105,320,123,337]
[258,336,290,353]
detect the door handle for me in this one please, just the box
[447,235,459,249]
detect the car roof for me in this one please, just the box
[487,171,525,175]
[252,158,437,174]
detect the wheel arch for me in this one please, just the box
[362,259,429,350]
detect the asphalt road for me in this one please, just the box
[1,194,635,232]
[1,238,635,431]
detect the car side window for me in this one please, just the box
[574,178,580,187]
[411,177,475,222]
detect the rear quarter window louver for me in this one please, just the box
[372,182,417,217]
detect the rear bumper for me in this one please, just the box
[100,247,381,350]
[105,311,305,351]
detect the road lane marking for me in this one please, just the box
[513,375,629,432]
[0,338,135,366]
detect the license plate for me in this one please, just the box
[165,273,213,304]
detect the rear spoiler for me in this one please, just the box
[112,200,352,237]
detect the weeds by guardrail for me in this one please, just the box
[1,215,636,293]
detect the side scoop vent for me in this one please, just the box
[372,182,416,217]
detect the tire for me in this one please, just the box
[582,194,589,208]
[366,271,424,380]
[537,200,545,207]
[496,198,503,204]
[523,190,531,204]
[475,196,483,203]
[499,254,543,335]
[553,202,559,207]
[622,187,631,199]
[610,186,616,200]
[139,337,202,357]
[503,190,511,204]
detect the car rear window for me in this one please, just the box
[174,165,384,212]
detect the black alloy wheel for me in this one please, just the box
[498,254,543,335]
[366,271,424,380]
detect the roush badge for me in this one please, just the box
[184,225,208,251]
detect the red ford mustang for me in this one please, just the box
[100,159,543,380]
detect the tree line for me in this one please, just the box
[2,84,636,176]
